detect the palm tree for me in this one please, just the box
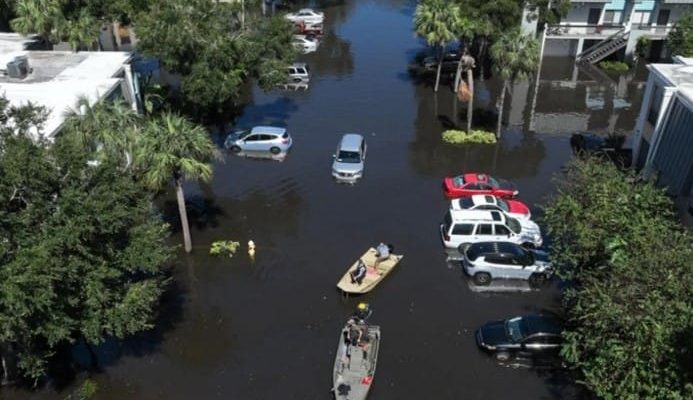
[490,29,540,139]
[10,0,64,44]
[135,112,218,253]
[452,16,477,132]
[414,0,460,92]
[63,9,100,51]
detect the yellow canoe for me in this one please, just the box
[337,248,404,294]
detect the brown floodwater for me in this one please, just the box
[4,0,647,399]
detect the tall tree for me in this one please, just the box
[135,0,296,113]
[542,158,693,399]
[135,112,217,253]
[10,0,64,44]
[667,15,693,57]
[489,28,539,138]
[0,98,171,382]
[414,0,460,92]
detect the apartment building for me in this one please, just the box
[536,1,693,62]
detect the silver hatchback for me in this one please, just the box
[224,126,293,155]
[462,241,552,287]
[332,133,366,183]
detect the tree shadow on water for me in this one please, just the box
[160,195,225,234]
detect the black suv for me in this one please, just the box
[476,314,562,362]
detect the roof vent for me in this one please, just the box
[6,56,30,79]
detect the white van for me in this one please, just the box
[440,210,542,251]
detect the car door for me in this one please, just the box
[473,223,494,243]
[451,223,475,249]
[243,134,261,151]
[493,223,511,242]
[464,183,482,195]
[483,254,511,279]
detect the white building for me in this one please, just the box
[0,33,139,140]
[632,56,693,222]
[536,0,693,62]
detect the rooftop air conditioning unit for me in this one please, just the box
[6,56,29,79]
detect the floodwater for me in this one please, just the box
[5,0,647,399]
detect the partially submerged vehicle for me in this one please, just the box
[333,310,380,400]
[337,247,403,294]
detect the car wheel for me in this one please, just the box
[270,147,281,155]
[473,272,491,286]
[529,273,547,288]
[495,351,511,362]
[521,242,535,249]
[457,243,471,253]
[230,145,242,153]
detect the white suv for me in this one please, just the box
[440,210,542,250]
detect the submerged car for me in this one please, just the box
[224,126,292,155]
[462,241,551,286]
[440,209,543,250]
[287,62,310,83]
[422,51,460,72]
[450,194,531,220]
[332,133,366,183]
[476,314,563,362]
[285,8,324,24]
[443,173,518,199]
[293,34,318,53]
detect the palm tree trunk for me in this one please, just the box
[434,47,443,92]
[466,68,474,133]
[496,80,508,139]
[175,175,193,253]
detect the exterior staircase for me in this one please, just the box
[577,28,629,64]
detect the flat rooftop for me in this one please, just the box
[0,33,131,139]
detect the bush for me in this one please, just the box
[636,36,651,59]
[598,60,630,73]
[442,129,496,144]
[210,240,240,257]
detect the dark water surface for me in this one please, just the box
[6,1,646,399]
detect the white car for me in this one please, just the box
[285,8,324,25]
[292,35,318,53]
[440,209,543,251]
[450,194,532,220]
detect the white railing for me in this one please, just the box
[633,25,672,37]
[546,24,625,37]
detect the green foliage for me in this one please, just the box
[598,60,630,73]
[490,28,540,83]
[65,378,98,400]
[0,99,172,381]
[414,0,460,48]
[209,241,241,257]
[525,0,571,26]
[636,36,651,59]
[542,158,693,399]
[442,129,496,144]
[668,16,693,57]
[135,0,296,111]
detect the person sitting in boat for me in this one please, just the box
[349,260,367,285]
[374,243,394,267]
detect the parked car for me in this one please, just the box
[451,194,531,220]
[287,63,310,83]
[443,173,518,199]
[476,314,563,362]
[294,21,323,36]
[440,209,542,250]
[332,133,366,183]
[293,35,318,53]
[462,242,551,286]
[285,8,324,24]
[224,126,292,155]
[422,51,460,72]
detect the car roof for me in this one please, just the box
[449,209,504,222]
[462,173,490,184]
[251,126,286,136]
[298,8,315,12]
[523,315,562,336]
[288,62,307,68]
[339,133,364,151]
[471,194,497,206]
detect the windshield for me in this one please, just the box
[337,150,361,163]
[507,216,521,234]
[505,317,526,342]
[458,197,474,209]
[453,176,464,187]
[238,130,251,139]
[487,175,499,187]
[497,199,510,213]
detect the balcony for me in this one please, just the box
[632,24,672,38]
[546,23,625,39]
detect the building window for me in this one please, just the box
[603,11,621,24]
[633,11,650,25]
[648,85,663,125]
